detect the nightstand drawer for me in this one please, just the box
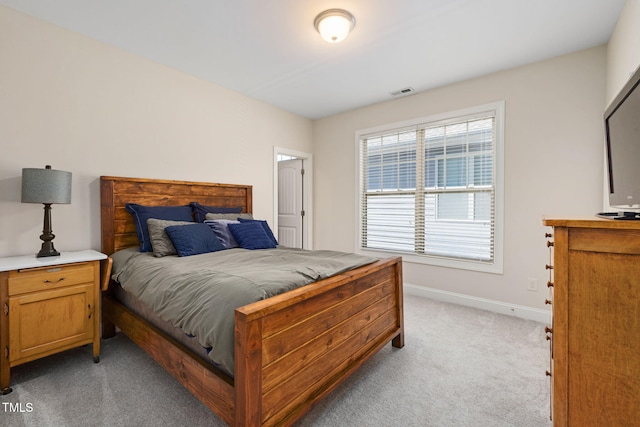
[7,263,95,296]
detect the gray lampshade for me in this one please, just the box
[21,165,72,204]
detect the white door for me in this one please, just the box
[278,159,304,248]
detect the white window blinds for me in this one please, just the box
[359,108,499,265]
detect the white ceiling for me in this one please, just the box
[0,0,626,119]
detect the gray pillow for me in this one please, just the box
[204,212,253,221]
[147,218,193,257]
[204,219,240,248]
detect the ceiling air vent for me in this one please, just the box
[390,87,415,97]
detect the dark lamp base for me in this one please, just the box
[37,248,60,257]
[37,204,60,257]
[37,241,60,258]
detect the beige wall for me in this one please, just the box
[606,0,640,102]
[313,47,606,309]
[603,1,640,210]
[0,6,313,258]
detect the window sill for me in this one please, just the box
[356,248,503,274]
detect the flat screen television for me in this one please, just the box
[601,65,640,220]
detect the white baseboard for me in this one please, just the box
[403,283,551,324]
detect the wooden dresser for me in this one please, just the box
[0,250,109,395]
[543,218,640,426]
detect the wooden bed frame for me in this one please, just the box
[100,176,404,426]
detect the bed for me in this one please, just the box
[100,175,404,426]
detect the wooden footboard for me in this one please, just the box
[235,257,403,426]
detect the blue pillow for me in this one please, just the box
[237,218,278,246]
[125,204,194,252]
[228,222,277,250]
[190,202,242,223]
[164,223,226,256]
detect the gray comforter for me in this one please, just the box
[111,247,377,376]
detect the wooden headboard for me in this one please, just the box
[100,176,253,255]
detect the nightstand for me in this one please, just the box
[0,250,110,395]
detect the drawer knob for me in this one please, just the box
[43,277,65,284]
[546,370,552,377]
[545,233,553,238]
[547,241,554,247]
[545,264,553,270]
[547,281,554,288]
[545,326,553,334]
[545,299,552,305]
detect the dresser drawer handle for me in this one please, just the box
[43,277,65,284]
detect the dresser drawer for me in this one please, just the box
[7,262,95,296]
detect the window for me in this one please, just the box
[357,102,504,273]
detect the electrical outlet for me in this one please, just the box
[527,278,538,291]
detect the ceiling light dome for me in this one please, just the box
[314,9,356,43]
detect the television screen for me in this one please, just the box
[604,65,640,214]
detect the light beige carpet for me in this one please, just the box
[2,294,552,426]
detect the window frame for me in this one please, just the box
[355,102,504,274]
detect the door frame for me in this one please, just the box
[273,147,313,250]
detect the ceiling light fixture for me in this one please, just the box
[314,9,356,43]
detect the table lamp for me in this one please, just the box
[21,165,72,257]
